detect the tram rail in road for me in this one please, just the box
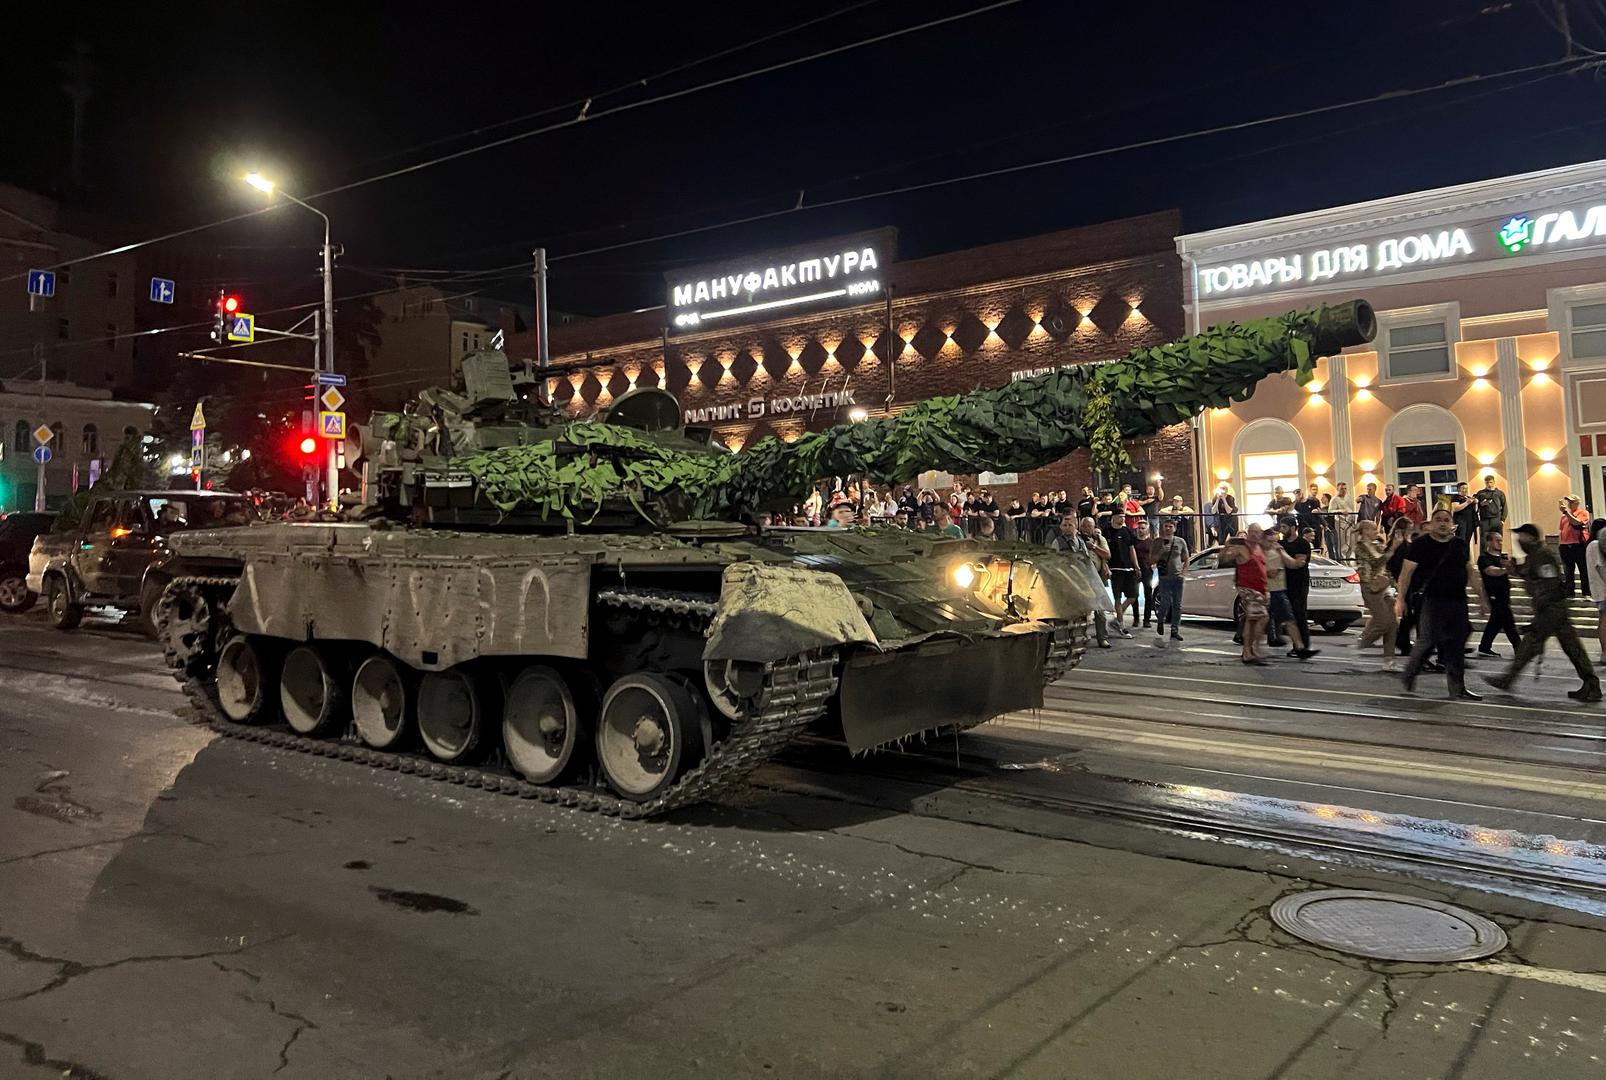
[758,728,1606,920]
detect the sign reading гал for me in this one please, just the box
[666,229,895,334]
[1497,204,1606,254]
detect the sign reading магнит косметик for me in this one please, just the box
[665,228,896,334]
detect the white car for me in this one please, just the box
[1180,545,1364,633]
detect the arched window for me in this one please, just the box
[12,421,28,453]
[1383,405,1466,506]
[81,423,98,456]
[1231,418,1306,528]
[49,422,64,450]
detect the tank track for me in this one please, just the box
[1041,619,1088,687]
[157,576,837,819]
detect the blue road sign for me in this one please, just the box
[32,445,52,465]
[26,270,55,297]
[227,313,254,342]
[192,428,204,447]
[150,277,175,304]
[316,372,346,386]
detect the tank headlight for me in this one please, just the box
[952,562,981,589]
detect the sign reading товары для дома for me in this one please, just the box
[665,228,895,333]
[1195,196,1606,298]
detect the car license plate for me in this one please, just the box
[1311,578,1341,590]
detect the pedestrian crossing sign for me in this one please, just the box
[319,411,346,439]
[227,313,255,342]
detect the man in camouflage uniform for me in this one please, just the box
[1486,523,1602,702]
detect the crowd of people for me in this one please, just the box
[769,479,1200,544]
[780,473,1606,705]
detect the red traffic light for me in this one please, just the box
[299,437,317,455]
[222,295,241,314]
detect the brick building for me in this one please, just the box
[509,211,1190,501]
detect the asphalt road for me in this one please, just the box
[3,608,1606,1079]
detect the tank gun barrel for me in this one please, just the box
[464,300,1374,521]
[722,299,1375,498]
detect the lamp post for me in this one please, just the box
[245,172,338,508]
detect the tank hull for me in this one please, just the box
[157,521,1100,814]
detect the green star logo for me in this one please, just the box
[1499,215,1532,253]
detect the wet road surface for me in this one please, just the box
[2,610,1606,1078]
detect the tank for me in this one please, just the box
[154,300,1375,817]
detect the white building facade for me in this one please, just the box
[1177,159,1606,532]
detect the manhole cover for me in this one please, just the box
[1269,889,1507,962]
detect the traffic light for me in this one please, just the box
[299,437,317,455]
[210,291,243,342]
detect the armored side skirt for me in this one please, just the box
[836,632,1045,753]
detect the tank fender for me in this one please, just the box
[1012,550,1114,619]
[704,562,876,663]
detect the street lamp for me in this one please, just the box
[244,171,338,508]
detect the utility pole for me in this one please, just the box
[316,310,337,509]
[243,175,339,509]
[34,341,46,512]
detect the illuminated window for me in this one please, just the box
[1240,451,1301,520]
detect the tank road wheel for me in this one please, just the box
[418,667,496,763]
[216,636,280,724]
[352,654,416,750]
[597,672,706,802]
[503,665,590,785]
[703,658,766,721]
[279,645,348,737]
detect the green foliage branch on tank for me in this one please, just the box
[463,305,1350,520]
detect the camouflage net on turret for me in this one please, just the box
[465,303,1368,521]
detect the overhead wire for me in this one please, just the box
[13,50,1588,369]
[389,0,1527,274]
[348,0,885,171]
[0,0,1018,286]
[515,54,1603,266]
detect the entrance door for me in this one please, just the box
[1395,441,1460,509]
[1576,434,1606,519]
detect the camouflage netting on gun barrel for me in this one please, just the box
[465,302,1372,522]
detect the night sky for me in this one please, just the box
[7,0,1606,317]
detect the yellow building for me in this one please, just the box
[1177,161,1606,533]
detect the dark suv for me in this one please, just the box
[33,491,255,634]
[0,511,57,612]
